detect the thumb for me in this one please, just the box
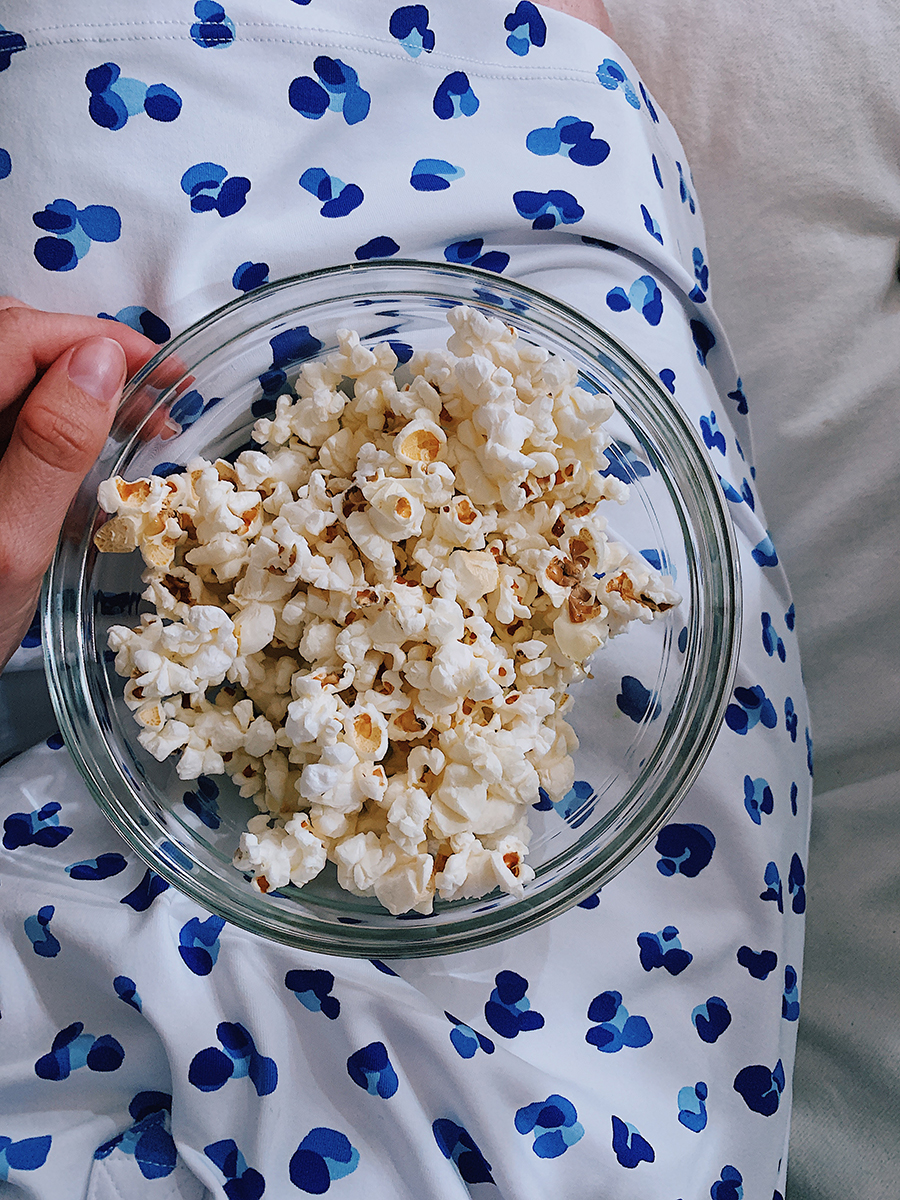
[0,335,127,590]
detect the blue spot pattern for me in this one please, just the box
[432,1119,495,1185]
[86,63,182,130]
[728,378,749,414]
[183,775,221,829]
[114,976,142,1012]
[616,675,662,723]
[677,1081,708,1131]
[606,275,663,325]
[788,852,806,912]
[513,188,584,230]
[35,1023,125,1080]
[205,1139,265,1200]
[299,167,363,217]
[640,203,663,244]
[577,889,601,909]
[178,914,226,976]
[737,945,778,980]
[120,868,169,911]
[725,684,777,734]
[760,861,783,912]
[485,970,544,1038]
[744,776,774,824]
[654,822,715,877]
[712,1165,744,1200]
[693,246,709,293]
[19,606,41,649]
[347,1041,399,1098]
[602,440,651,482]
[586,991,652,1052]
[190,2,235,48]
[25,906,60,958]
[389,6,434,58]
[700,411,727,455]
[639,82,659,122]
[0,26,27,72]
[3,802,72,850]
[752,532,779,568]
[791,780,799,816]
[677,161,696,213]
[0,1135,51,1183]
[445,237,509,273]
[691,318,716,365]
[95,1093,176,1181]
[719,473,756,509]
[526,117,610,166]
[410,158,465,191]
[98,304,170,343]
[785,696,798,742]
[233,260,269,292]
[170,387,222,430]
[188,1022,277,1096]
[288,57,371,125]
[733,1058,785,1116]
[356,235,400,260]
[516,1095,584,1159]
[33,199,121,272]
[286,968,340,1019]
[782,965,800,1020]
[596,59,641,108]
[505,2,546,56]
[660,367,676,393]
[610,1116,654,1168]
[181,163,250,216]
[434,72,480,119]
[692,996,731,1043]
[785,602,796,631]
[638,926,692,975]
[66,853,128,881]
[533,779,594,828]
[290,1128,359,1193]
[445,1011,495,1058]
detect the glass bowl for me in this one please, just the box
[43,260,740,958]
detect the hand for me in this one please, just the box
[0,298,158,672]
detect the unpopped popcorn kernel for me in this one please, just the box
[96,305,680,913]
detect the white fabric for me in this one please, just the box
[0,3,812,1197]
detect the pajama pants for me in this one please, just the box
[0,3,811,1197]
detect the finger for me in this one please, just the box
[0,304,157,412]
[0,336,127,591]
[0,295,35,312]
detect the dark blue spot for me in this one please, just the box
[120,868,170,911]
[654,822,715,877]
[737,945,778,980]
[638,926,692,975]
[692,996,731,1043]
[355,235,400,260]
[611,1115,654,1167]
[616,675,661,723]
[733,1059,785,1116]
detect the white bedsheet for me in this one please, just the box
[603,0,900,1193]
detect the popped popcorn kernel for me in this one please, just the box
[95,306,679,913]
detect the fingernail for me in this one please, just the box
[68,336,127,403]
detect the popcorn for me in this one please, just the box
[96,306,680,914]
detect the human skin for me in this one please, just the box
[0,298,157,672]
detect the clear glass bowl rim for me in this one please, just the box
[43,259,741,957]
